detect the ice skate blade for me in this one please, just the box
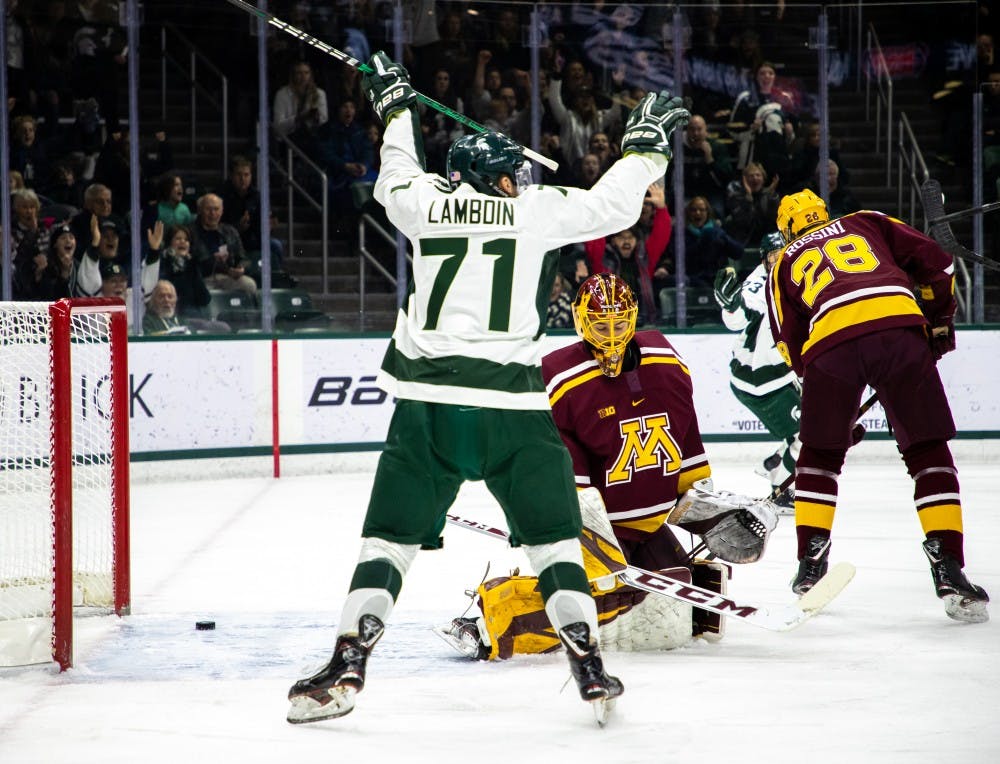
[943,594,989,624]
[591,696,616,727]
[286,686,357,724]
[432,623,483,659]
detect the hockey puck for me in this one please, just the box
[195,620,216,631]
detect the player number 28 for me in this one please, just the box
[790,233,880,306]
[419,237,515,331]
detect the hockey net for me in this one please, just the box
[0,299,130,669]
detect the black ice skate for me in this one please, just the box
[558,622,624,726]
[771,486,795,516]
[791,534,831,595]
[433,616,490,660]
[286,614,385,724]
[922,538,990,624]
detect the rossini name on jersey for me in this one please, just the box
[784,220,846,255]
[427,197,515,227]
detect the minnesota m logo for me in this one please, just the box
[607,412,682,484]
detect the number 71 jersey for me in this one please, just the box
[765,210,954,375]
[372,113,665,410]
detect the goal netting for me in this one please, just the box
[0,299,130,669]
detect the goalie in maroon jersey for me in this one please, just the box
[436,274,780,660]
[765,189,988,623]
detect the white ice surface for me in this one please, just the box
[1,444,997,764]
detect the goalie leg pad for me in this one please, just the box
[596,571,693,652]
[577,488,628,582]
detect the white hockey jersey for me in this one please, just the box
[374,111,668,409]
[720,263,798,396]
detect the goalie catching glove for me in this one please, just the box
[621,91,691,159]
[667,479,779,564]
[362,51,417,125]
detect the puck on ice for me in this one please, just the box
[195,620,216,631]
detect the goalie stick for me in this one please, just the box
[919,179,1000,272]
[222,0,559,172]
[445,514,855,632]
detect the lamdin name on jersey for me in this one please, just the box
[427,197,515,227]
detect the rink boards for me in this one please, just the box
[121,329,1000,459]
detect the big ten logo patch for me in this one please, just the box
[607,412,682,485]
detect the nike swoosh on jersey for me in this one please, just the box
[631,398,645,406]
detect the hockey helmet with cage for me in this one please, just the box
[446,131,532,197]
[759,231,786,269]
[776,189,829,244]
[573,273,638,378]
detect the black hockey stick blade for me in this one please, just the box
[920,179,1000,272]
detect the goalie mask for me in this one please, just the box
[759,231,786,270]
[776,189,829,244]
[573,274,638,378]
[446,132,532,197]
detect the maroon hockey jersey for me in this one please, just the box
[542,331,712,540]
[765,210,954,375]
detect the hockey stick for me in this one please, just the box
[222,0,559,172]
[919,179,1000,272]
[445,513,855,632]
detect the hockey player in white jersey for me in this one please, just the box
[285,51,690,726]
[714,232,801,510]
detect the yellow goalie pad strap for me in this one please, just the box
[579,527,628,580]
[476,575,645,660]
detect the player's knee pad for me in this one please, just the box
[797,444,847,474]
[522,537,585,576]
[900,439,955,477]
[357,536,420,576]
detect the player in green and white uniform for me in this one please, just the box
[286,51,691,725]
[714,232,800,509]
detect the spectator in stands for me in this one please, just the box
[38,223,80,300]
[419,67,465,174]
[730,61,795,177]
[143,280,190,335]
[10,189,51,300]
[274,60,329,156]
[140,129,175,202]
[574,152,604,189]
[547,70,622,168]
[671,114,734,219]
[76,218,162,307]
[724,161,780,248]
[10,170,25,192]
[784,121,848,195]
[466,50,503,123]
[317,97,376,234]
[10,116,49,190]
[665,195,744,291]
[158,224,227,330]
[154,174,195,228]
[812,160,860,219]
[587,225,659,326]
[191,193,256,296]
[69,183,117,258]
[546,273,574,329]
[587,131,618,174]
[45,162,86,211]
[418,10,473,93]
[487,8,530,72]
[219,155,284,271]
[67,5,127,128]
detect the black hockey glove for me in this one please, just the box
[928,317,956,361]
[621,91,690,159]
[362,51,417,125]
[713,266,741,311]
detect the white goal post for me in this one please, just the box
[0,299,130,670]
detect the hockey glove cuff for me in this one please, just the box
[928,318,956,361]
[621,91,690,159]
[362,51,417,125]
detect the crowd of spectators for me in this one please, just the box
[6,1,994,331]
